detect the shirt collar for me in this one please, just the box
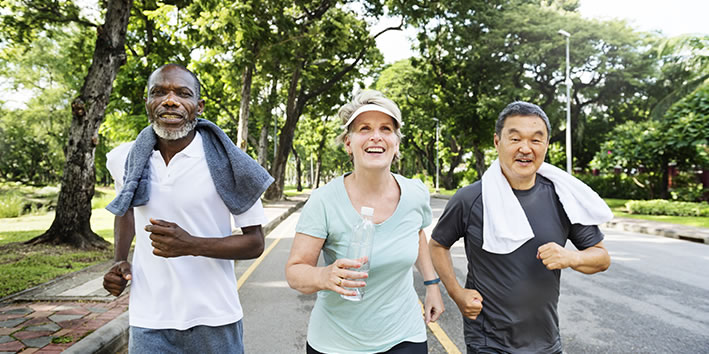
[152,130,204,159]
[179,130,204,158]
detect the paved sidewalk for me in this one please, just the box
[0,194,308,354]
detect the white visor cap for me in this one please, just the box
[342,104,403,130]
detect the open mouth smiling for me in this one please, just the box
[365,147,385,154]
[158,112,185,124]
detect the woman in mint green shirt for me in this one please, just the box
[285,90,444,353]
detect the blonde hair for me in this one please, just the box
[336,90,403,162]
[336,90,403,144]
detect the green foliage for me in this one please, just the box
[0,23,94,185]
[0,190,24,218]
[0,118,64,184]
[625,200,709,217]
[650,35,709,121]
[663,83,709,168]
[546,142,567,170]
[0,182,58,218]
[0,182,113,219]
[576,173,663,200]
[591,120,665,172]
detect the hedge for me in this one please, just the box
[625,199,709,217]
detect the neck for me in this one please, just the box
[347,167,394,194]
[505,174,536,190]
[157,129,196,165]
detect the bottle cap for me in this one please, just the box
[360,206,374,217]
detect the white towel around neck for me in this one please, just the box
[481,159,613,254]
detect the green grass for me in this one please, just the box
[92,186,116,210]
[604,198,709,228]
[429,187,457,196]
[0,192,116,299]
[0,229,113,298]
[283,186,312,197]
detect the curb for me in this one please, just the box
[64,312,129,354]
[262,198,307,236]
[73,196,308,354]
[602,218,709,244]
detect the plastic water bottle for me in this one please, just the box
[341,206,375,301]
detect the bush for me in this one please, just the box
[576,173,663,200]
[0,190,25,218]
[625,199,709,217]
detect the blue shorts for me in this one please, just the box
[129,320,244,354]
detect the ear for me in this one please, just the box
[344,134,352,154]
[197,99,205,116]
[493,133,500,148]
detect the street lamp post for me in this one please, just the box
[558,29,572,174]
[433,117,440,193]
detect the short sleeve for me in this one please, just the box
[232,199,267,228]
[106,142,133,193]
[295,189,328,239]
[431,185,475,248]
[413,179,432,229]
[568,224,604,250]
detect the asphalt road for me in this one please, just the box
[237,197,709,353]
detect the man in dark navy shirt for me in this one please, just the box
[430,101,610,354]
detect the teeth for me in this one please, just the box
[366,147,384,153]
[161,114,181,119]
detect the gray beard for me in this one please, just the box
[151,118,198,140]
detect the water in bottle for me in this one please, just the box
[341,206,375,301]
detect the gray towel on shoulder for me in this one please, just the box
[106,118,274,216]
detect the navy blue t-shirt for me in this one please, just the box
[432,175,604,354]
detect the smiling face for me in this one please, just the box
[344,111,400,171]
[146,65,204,140]
[494,114,549,190]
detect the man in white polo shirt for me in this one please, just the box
[102,63,273,353]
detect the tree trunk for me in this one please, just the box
[237,62,255,151]
[264,62,304,200]
[257,76,279,168]
[292,146,303,192]
[263,21,395,200]
[473,143,487,181]
[315,157,323,188]
[442,136,464,190]
[257,123,269,168]
[314,132,327,188]
[26,0,133,249]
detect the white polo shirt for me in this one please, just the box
[106,131,267,330]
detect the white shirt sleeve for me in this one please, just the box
[232,199,267,228]
[106,142,134,193]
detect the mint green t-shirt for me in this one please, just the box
[296,173,433,353]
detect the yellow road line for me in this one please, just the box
[420,300,462,354]
[237,237,282,290]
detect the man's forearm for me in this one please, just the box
[572,243,611,274]
[429,239,464,296]
[114,209,135,262]
[192,225,265,260]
